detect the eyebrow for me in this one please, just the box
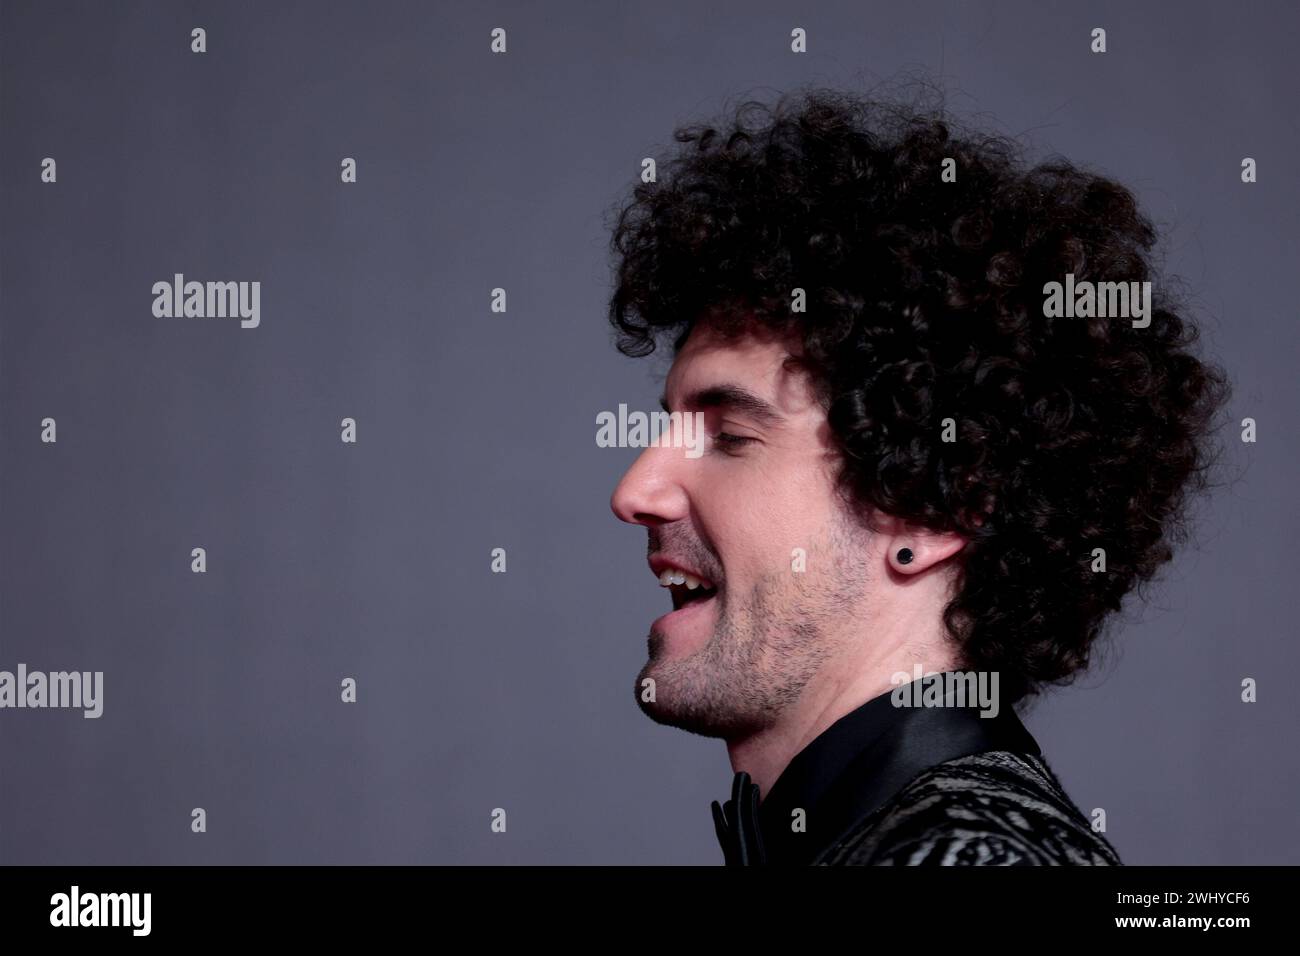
[658,383,785,428]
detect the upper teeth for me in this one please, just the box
[659,569,705,589]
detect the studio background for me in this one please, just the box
[1,0,1296,864]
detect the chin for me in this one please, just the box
[634,694,728,738]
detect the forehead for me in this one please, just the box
[664,320,816,412]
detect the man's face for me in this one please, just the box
[611,318,876,738]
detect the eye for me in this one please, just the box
[714,432,756,449]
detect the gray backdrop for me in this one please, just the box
[2,0,1296,865]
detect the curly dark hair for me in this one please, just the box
[606,85,1230,705]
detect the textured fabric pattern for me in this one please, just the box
[816,750,1122,866]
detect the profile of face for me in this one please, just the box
[611,317,879,739]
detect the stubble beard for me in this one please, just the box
[633,519,870,739]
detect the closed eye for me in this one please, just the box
[714,432,756,448]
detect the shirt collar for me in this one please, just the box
[752,671,1041,865]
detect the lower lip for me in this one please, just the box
[651,592,719,635]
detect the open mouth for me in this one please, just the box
[668,581,718,611]
[653,562,720,612]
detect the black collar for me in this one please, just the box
[716,671,1041,865]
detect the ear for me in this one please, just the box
[887,527,967,575]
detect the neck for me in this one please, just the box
[725,601,959,800]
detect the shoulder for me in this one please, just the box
[817,750,1123,866]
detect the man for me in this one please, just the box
[606,87,1228,865]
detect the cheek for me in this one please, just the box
[709,489,825,578]
[694,446,839,573]
[750,457,838,531]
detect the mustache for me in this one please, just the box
[647,526,722,583]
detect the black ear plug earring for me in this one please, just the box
[896,547,914,565]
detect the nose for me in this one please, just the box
[610,442,691,527]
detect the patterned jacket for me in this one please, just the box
[711,675,1122,866]
[814,749,1121,865]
